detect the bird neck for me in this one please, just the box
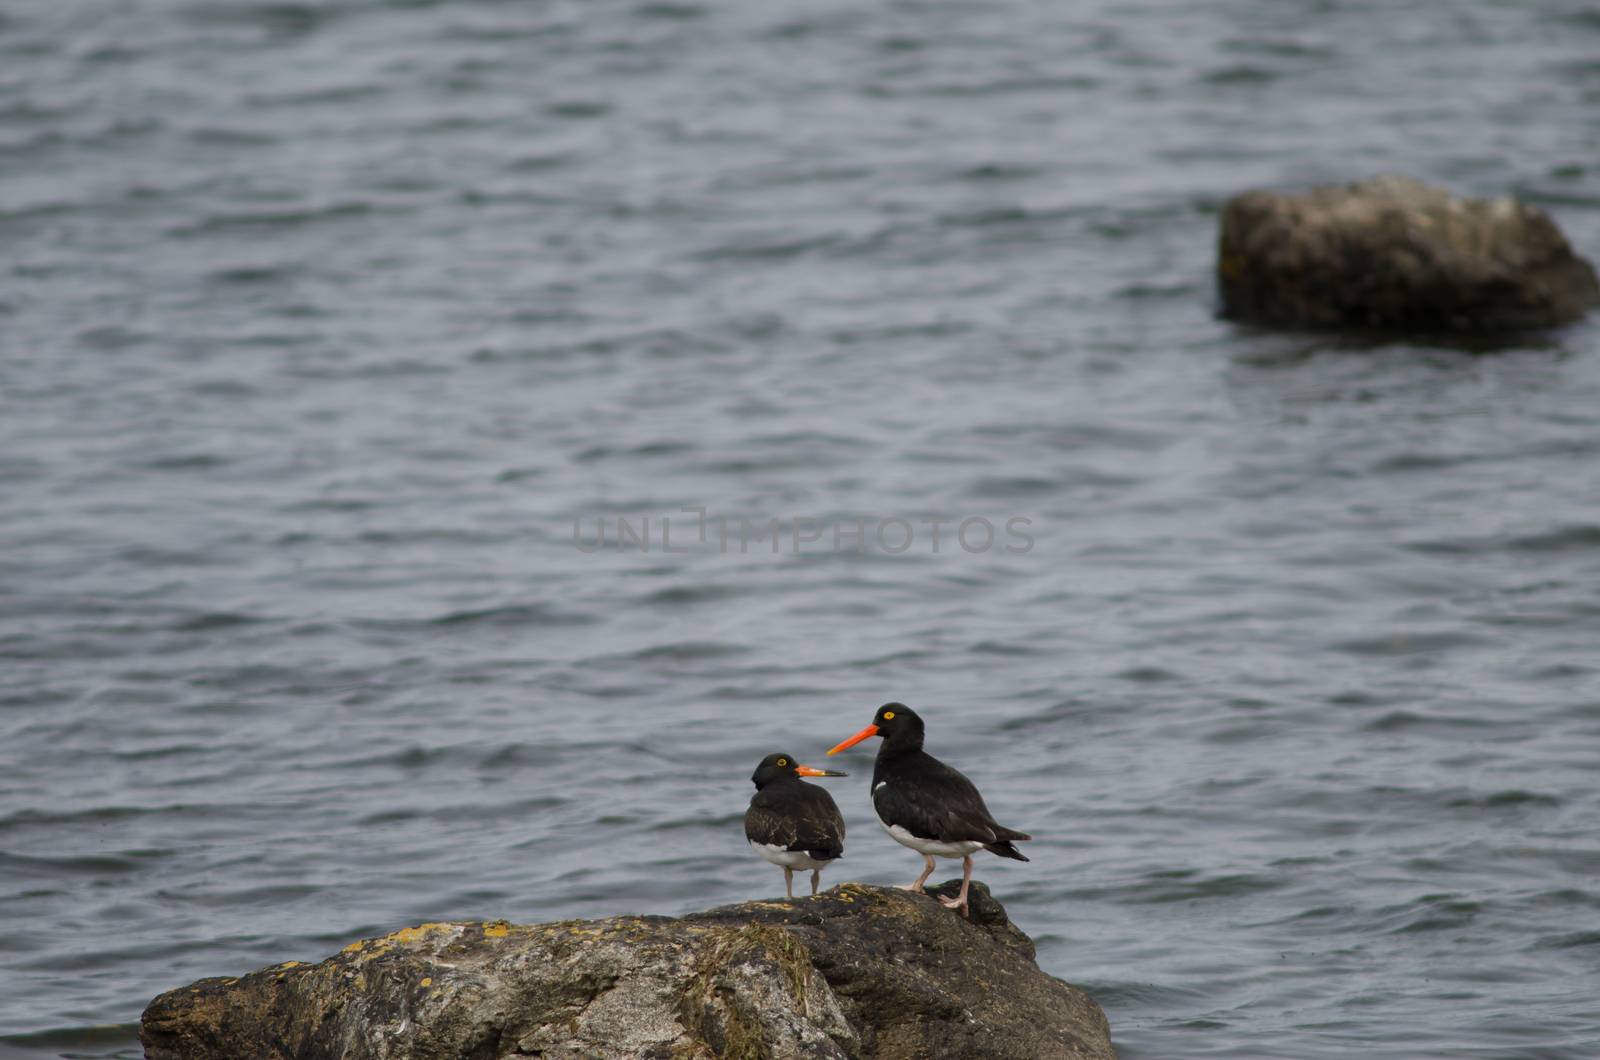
[877,725,924,759]
[871,734,925,787]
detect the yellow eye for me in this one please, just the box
[776,758,787,767]
[882,711,895,720]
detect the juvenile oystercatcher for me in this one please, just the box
[827,703,1030,915]
[744,753,848,899]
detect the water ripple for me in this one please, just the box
[2,0,1599,1057]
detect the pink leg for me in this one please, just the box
[938,855,974,916]
[899,855,937,893]
[784,867,794,899]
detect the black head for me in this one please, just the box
[870,702,922,741]
[826,702,926,756]
[750,752,847,789]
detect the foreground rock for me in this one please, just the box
[1217,175,1600,333]
[141,880,1115,1060]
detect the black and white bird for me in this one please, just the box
[743,752,848,899]
[827,703,1029,915]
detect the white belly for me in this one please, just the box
[877,817,984,859]
[749,841,831,871]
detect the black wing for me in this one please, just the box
[874,751,1031,845]
[745,781,845,860]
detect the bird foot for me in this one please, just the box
[899,882,926,893]
[938,894,970,916]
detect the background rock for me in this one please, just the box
[140,881,1115,1060]
[1217,175,1600,333]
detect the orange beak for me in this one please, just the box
[826,723,880,756]
[796,764,848,778]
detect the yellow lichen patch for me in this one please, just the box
[278,961,303,969]
[342,940,366,954]
[482,921,510,938]
[385,922,454,945]
[419,977,433,987]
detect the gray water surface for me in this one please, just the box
[3,1,1600,1057]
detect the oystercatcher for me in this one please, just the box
[827,703,1029,915]
[744,753,848,899]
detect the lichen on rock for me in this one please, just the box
[141,882,1115,1060]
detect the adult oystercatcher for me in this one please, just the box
[744,753,848,899]
[827,703,1030,915]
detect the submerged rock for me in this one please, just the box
[1217,175,1600,333]
[141,881,1115,1060]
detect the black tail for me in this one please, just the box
[984,839,1030,862]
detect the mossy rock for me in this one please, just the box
[1217,175,1600,333]
[142,883,1114,1060]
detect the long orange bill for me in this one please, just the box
[796,765,848,778]
[826,724,880,756]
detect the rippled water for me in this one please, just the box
[3,1,1600,1057]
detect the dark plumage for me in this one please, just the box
[872,750,1032,861]
[827,703,1031,914]
[743,753,847,898]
